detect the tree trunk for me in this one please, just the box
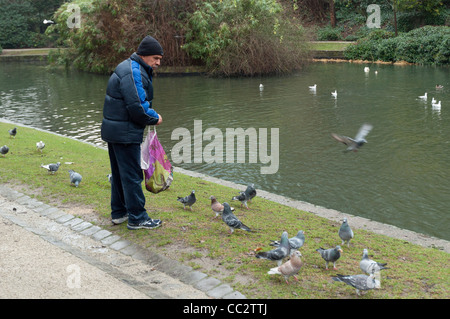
[393,1,398,36]
[329,0,336,27]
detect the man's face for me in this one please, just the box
[141,55,163,68]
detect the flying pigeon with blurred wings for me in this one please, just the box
[331,123,373,152]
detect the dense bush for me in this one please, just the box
[47,0,197,74]
[344,26,450,65]
[316,25,343,41]
[182,0,309,76]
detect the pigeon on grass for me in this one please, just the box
[8,127,17,138]
[41,162,61,174]
[316,245,343,270]
[268,251,303,284]
[177,190,196,210]
[210,195,234,218]
[339,218,354,247]
[221,202,253,234]
[0,145,9,157]
[257,231,290,266]
[36,141,45,152]
[232,184,256,209]
[331,123,373,152]
[270,230,305,254]
[68,169,82,187]
[360,248,388,274]
[332,273,377,296]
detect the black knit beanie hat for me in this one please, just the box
[137,36,164,56]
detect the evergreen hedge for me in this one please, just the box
[344,26,450,65]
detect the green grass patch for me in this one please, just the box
[0,122,448,299]
[309,41,354,51]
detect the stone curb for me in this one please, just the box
[0,184,246,299]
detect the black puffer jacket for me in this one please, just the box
[101,53,159,144]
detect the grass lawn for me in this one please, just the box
[0,122,448,299]
[309,41,354,51]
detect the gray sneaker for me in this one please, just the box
[112,213,128,225]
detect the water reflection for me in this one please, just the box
[0,62,449,240]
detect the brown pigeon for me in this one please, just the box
[267,250,303,284]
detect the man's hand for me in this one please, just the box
[156,114,163,125]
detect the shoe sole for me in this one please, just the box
[127,222,162,230]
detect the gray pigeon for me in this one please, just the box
[68,169,82,187]
[41,162,61,174]
[332,273,377,296]
[339,218,354,247]
[177,190,196,210]
[0,145,9,157]
[245,183,257,202]
[107,174,112,184]
[36,141,45,152]
[360,248,388,275]
[8,127,17,138]
[316,245,343,270]
[267,250,303,284]
[221,202,253,234]
[257,231,290,266]
[331,123,373,152]
[270,230,305,254]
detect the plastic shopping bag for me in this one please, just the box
[141,127,173,193]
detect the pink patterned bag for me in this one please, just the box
[141,127,173,193]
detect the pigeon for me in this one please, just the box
[41,162,61,174]
[0,145,9,157]
[360,248,388,276]
[270,230,305,254]
[332,273,377,296]
[331,123,373,152]
[36,141,45,152]
[221,202,253,234]
[339,218,354,247]
[68,169,82,187]
[8,127,17,138]
[268,250,303,284]
[43,19,55,25]
[210,195,234,218]
[256,231,290,266]
[316,245,343,270]
[331,90,337,98]
[232,184,256,209]
[418,92,427,100]
[309,84,317,90]
[177,190,196,210]
[107,174,112,184]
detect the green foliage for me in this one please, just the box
[344,26,450,65]
[0,0,64,49]
[316,25,344,41]
[182,0,309,76]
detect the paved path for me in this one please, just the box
[0,184,245,299]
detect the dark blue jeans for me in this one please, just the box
[107,142,148,224]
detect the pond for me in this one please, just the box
[0,61,449,241]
